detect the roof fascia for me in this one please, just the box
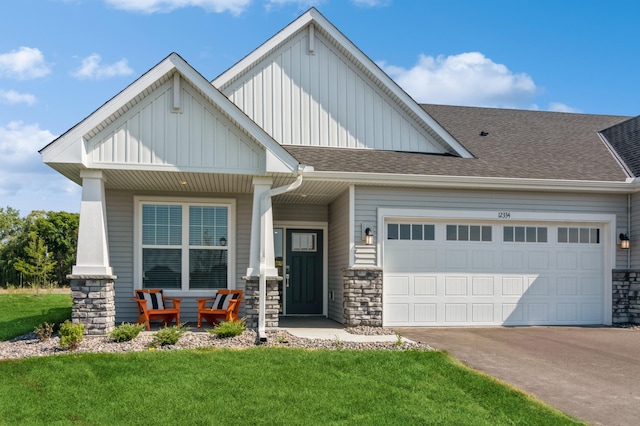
[302,170,635,194]
[212,8,473,159]
[41,53,300,174]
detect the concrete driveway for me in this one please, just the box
[393,326,640,426]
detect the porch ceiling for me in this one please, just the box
[99,169,350,204]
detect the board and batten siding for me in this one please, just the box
[88,77,265,174]
[222,28,445,154]
[106,189,252,323]
[327,189,350,322]
[353,186,629,268]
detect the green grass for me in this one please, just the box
[0,294,72,341]
[0,348,583,425]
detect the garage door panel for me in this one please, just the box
[414,304,437,323]
[581,303,603,322]
[385,276,410,296]
[528,251,549,269]
[503,251,524,269]
[472,304,494,322]
[445,250,467,269]
[557,277,578,295]
[445,277,468,295]
[414,276,437,295]
[503,303,524,323]
[472,251,494,269]
[528,276,549,295]
[384,220,605,327]
[502,277,524,295]
[445,304,467,322]
[472,277,494,295]
[385,303,409,324]
[582,252,602,270]
[582,277,601,295]
[528,303,550,322]
[557,252,578,269]
[557,303,578,321]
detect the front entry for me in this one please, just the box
[285,229,323,314]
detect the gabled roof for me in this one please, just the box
[599,116,640,177]
[286,105,631,182]
[212,7,473,159]
[40,53,301,182]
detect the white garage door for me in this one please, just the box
[383,221,605,326]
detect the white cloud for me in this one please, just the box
[0,47,51,80]
[0,121,54,172]
[103,0,251,15]
[0,90,36,105]
[548,102,581,113]
[0,121,80,214]
[380,52,537,109]
[71,54,134,80]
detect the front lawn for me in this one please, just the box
[0,348,583,425]
[0,293,72,341]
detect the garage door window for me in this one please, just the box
[558,227,600,244]
[387,223,435,241]
[446,225,491,242]
[503,226,547,243]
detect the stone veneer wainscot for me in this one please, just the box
[343,267,383,327]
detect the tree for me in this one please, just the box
[14,231,57,292]
[0,207,79,288]
[0,206,23,244]
[31,211,79,285]
[0,206,26,286]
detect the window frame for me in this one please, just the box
[134,196,236,296]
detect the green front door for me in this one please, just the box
[285,229,323,315]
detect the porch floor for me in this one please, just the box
[278,316,402,342]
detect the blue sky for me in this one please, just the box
[1,0,638,215]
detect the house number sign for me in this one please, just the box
[498,212,511,218]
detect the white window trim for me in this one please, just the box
[134,196,236,297]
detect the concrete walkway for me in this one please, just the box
[279,317,404,343]
[393,326,640,426]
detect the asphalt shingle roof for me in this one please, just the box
[600,116,640,177]
[284,105,631,182]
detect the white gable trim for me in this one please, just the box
[213,8,473,159]
[41,53,300,174]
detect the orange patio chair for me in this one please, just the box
[132,289,182,330]
[196,289,243,328]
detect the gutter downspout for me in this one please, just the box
[258,171,304,341]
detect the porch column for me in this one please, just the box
[246,177,277,278]
[72,170,112,276]
[67,170,116,335]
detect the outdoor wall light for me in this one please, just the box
[619,233,630,249]
[364,227,374,245]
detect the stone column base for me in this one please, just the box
[243,277,281,331]
[343,267,383,327]
[68,274,117,335]
[613,269,640,324]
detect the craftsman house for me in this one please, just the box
[40,8,640,336]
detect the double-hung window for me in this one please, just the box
[136,197,235,292]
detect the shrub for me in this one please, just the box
[150,323,187,347]
[59,320,84,350]
[34,322,55,341]
[208,318,246,338]
[110,322,145,343]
